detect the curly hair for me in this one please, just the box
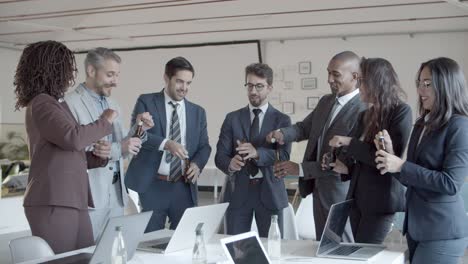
[360,57,406,143]
[14,40,77,110]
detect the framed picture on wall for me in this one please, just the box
[282,101,295,114]
[307,96,320,110]
[302,77,317,90]
[274,68,284,82]
[298,61,311,75]
[270,93,281,105]
[284,81,293,90]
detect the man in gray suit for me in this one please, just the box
[65,48,154,240]
[215,63,292,237]
[125,57,211,232]
[267,51,366,241]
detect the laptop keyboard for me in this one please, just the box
[151,242,169,250]
[40,253,92,264]
[329,245,362,256]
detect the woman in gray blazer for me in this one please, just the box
[376,57,468,263]
[14,41,117,253]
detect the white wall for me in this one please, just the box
[264,32,468,162]
[1,32,468,163]
[0,49,22,125]
[0,49,25,142]
[0,44,260,167]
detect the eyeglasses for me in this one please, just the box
[244,83,266,92]
[416,79,432,89]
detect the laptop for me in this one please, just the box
[220,231,270,264]
[138,203,229,254]
[40,211,152,264]
[316,199,386,261]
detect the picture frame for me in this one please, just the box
[298,61,311,75]
[284,81,293,90]
[307,96,320,110]
[282,101,295,114]
[269,93,281,105]
[274,68,284,82]
[301,77,317,90]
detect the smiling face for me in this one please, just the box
[164,69,193,101]
[245,73,272,107]
[417,66,436,112]
[327,59,358,97]
[86,59,120,97]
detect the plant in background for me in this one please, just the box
[0,131,29,161]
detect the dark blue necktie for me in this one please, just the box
[246,108,262,176]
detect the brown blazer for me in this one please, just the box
[23,94,112,210]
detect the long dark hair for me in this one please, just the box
[361,57,406,142]
[14,40,77,110]
[417,57,468,131]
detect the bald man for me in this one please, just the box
[266,51,366,241]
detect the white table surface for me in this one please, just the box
[18,231,407,264]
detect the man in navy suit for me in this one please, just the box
[125,57,211,232]
[215,63,292,237]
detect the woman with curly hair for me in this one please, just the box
[328,57,413,243]
[14,40,117,253]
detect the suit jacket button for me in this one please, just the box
[109,167,113,170]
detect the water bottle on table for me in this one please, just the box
[268,214,281,262]
[111,226,127,264]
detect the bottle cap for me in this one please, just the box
[271,137,276,144]
[138,120,143,126]
[115,226,122,231]
[195,222,204,235]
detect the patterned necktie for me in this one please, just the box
[246,108,262,176]
[166,102,182,180]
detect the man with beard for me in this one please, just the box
[65,47,154,240]
[125,57,211,232]
[215,63,292,237]
[266,51,366,241]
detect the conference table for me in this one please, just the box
[19,231,407,264]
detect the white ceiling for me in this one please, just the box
[0,0,468,51]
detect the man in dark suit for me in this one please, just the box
[215,63,292,237]
[125,57,211,232]
[267,51,366,241]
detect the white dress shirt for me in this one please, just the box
[299,89,360,177]
[158,89,187,176]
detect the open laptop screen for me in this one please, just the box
[317,200,353,255]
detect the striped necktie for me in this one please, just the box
[166,102,182,180]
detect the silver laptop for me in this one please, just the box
[40,211,152,264]
[138,203,229,254]
[316,199,386,261]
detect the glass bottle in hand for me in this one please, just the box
[323,147,337,170]
[378,135,386,151]
[238,139,248,161]
[133,120,144,138]
[183,158,191,183]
